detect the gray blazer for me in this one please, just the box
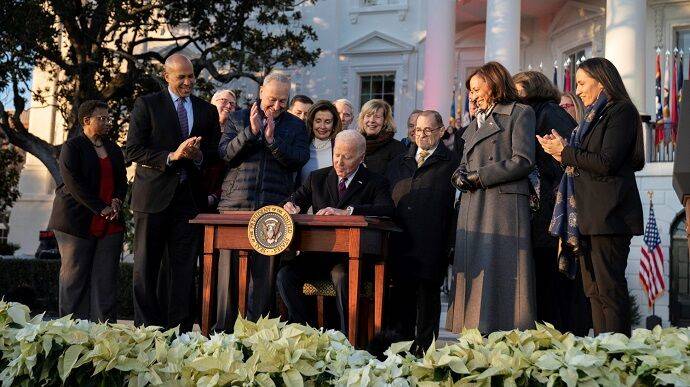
[461,102,535,193]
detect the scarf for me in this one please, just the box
[549,92,608,250]
[475,103,495,129]
[365,129,394,154]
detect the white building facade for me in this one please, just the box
[8,0,690,327]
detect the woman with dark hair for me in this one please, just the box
[538,57,644,335]
[298,100,343,185]
[48,100,126,322]
[513,71,590,335]
[446,61,537,333]
[357,99,406,175]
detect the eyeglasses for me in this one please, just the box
[90,115,111,123]
[414,126,443,136]
[559,103,574,109]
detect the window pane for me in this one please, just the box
[361,76,371,94]
[372,76,383,95]
[383,94,394,108]
[384,76,395,93]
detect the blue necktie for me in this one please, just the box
[176,97,189,181]
[177,98,189,139]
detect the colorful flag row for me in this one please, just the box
[655,48,686,145]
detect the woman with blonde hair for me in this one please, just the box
[560,91,585,123]
[357,99,405,175]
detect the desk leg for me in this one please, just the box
[374,262,385,333]
[348,228,361,346]
[201,226,217,336]
[238,250,249,318]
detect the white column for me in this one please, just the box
[422,0,456,120]
[605,0,646,112]
[484,0,521,74]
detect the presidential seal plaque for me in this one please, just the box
[247,205,295,256]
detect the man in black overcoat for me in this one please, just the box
[385,110,459,352]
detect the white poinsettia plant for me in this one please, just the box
[1,300,689,386]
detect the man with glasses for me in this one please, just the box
[401,109,423,149]
[385,110,459,354]
[211,90,237,131]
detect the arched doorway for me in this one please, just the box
[670,213,690,327]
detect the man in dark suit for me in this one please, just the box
[386,110,458,353]
[277,130,394,334]
[217,73,309,326]
[125,54,220,332]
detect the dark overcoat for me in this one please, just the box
[386,142,459,281]
[446,101,537,333]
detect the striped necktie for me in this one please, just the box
[177,97,189,138]
[417,149,429,167]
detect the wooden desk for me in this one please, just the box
[190,212,398,346]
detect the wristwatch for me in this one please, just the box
[346,206,354,215]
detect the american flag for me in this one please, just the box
[639,200,666,307]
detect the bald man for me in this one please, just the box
[126,53,220,332]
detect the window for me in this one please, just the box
[361,0,401,5]
[565,48,587,89]
[0,212,9,245]
[676,28,690,85]
[359,73,395,111]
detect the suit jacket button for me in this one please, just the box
[407,206,412,210]
[489,156,494,160]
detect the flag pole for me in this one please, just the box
[645,190,662,329]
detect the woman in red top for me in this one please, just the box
[48,100,127,322]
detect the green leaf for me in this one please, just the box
[58,344,84,381]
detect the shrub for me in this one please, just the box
[1,300,689,386]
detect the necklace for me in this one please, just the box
[87,136,103,148]
[312,138,331,150]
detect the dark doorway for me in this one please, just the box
[670,212,690,327]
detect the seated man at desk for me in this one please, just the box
[277,130,394,334]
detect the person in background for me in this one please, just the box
[126,54,220,332]
[538,57,645,336]
[401,109,423,149]
[334,98,355,130]
[204,89,237,211]
[278,130,394,334]
[218,72,309,324]
[288,95,314,121]
[386,110,458,353]
[48,100,126,323]
[560,91,586,124]
[447,61,536,334]
[298,100,343,186]
[513,70,588,335]
[357,99,406,176]
[453,99,477,159]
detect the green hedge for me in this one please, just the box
[1,300,689,386]
[0,258,134,320]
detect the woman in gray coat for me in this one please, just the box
[447,61,537,333]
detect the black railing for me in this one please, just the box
[643,114,676,163]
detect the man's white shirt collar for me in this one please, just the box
[416,143,438,160]
[340,164,361,189]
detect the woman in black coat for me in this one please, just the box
[48,100,127,322]
[513,71,590,335]
[357,99,405,176]
[386,110,458,353]
[538,58,645,335]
